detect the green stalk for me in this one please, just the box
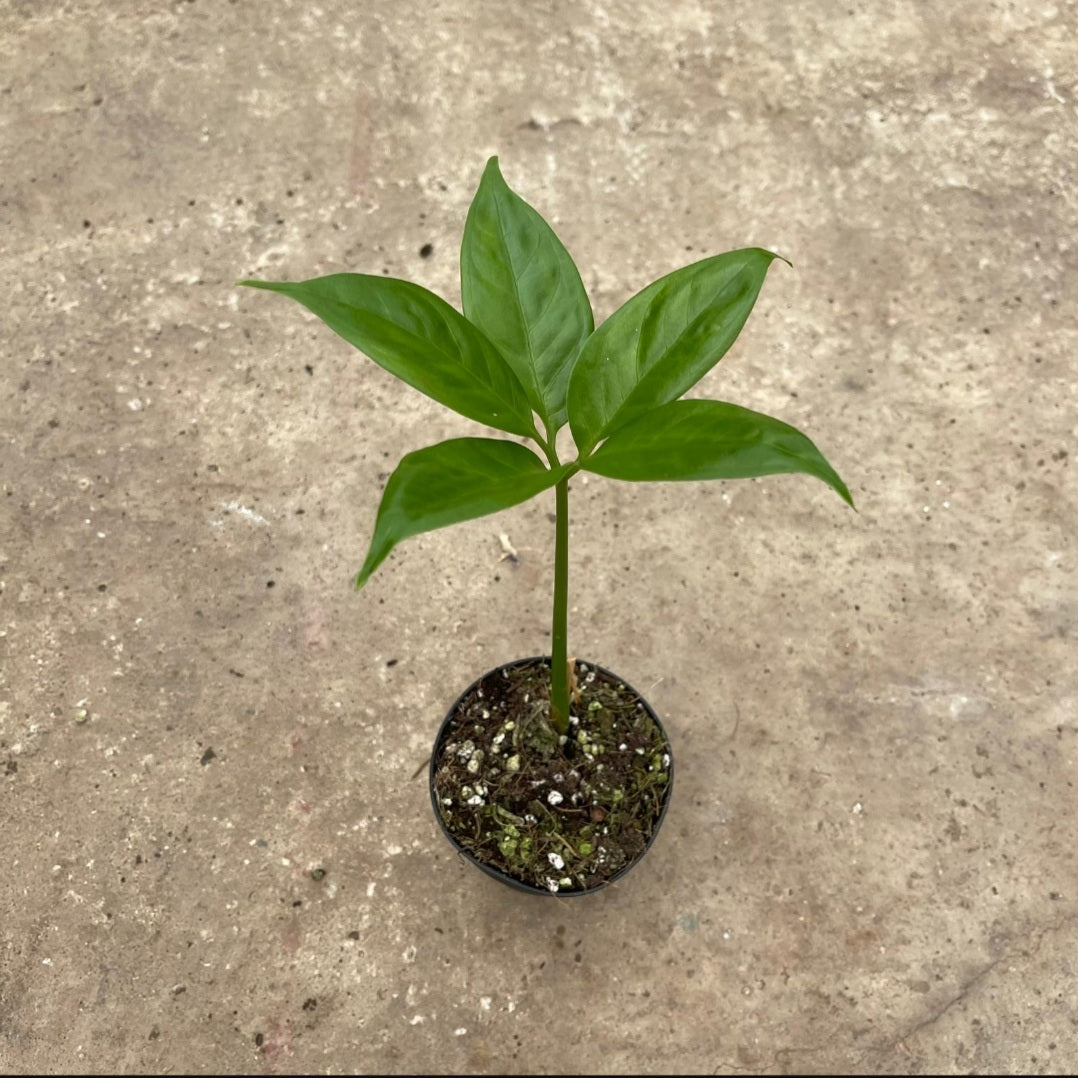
[549,474,571,735]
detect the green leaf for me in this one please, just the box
[355,438,566,588]
[567,248,784,454]
[460,157,594,432]
[239,275,537,439]
[582,398,854,507]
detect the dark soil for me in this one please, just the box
[430,657,673,895]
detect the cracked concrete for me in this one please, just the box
[2,0,1076,1073]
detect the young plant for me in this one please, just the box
[239,157,853,738]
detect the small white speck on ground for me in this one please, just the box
[217,501,271,527]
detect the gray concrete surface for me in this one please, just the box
[2,0,1075,1073]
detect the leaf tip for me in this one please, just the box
[835,481,856,511]
[355,550,382,590]
[768,249,793,270]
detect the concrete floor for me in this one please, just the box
[2,1,1075,1073]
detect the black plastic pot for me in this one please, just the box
[429,656,674,897]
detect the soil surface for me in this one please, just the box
[430,657,672,894]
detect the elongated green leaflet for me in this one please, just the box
[461,157,594,433]
[582,398,854,507]
[239,275,538,439]
[356,438,567,588]
[567,248,783,454]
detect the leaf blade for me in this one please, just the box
[239,274,537,438]
[460,157,594,431]
[567,248,783,453]
[582,398,854,506]
[356,438,566,588]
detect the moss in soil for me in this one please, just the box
[431,657,672,894]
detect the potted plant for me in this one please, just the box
[239,157,853,896]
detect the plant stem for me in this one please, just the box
[549,474,571,735]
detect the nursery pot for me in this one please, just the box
[429,656,674,896]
